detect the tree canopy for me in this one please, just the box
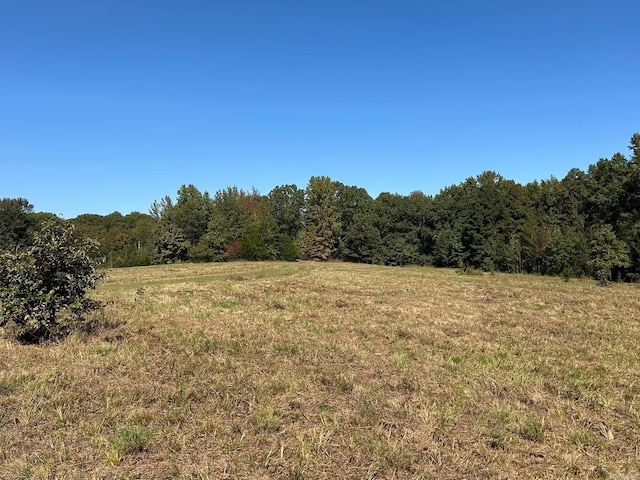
[5,133,640,284]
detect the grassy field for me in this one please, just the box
[1,261,639,479]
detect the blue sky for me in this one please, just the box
[1,0,638,218]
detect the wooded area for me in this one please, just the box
[2,133,639,283]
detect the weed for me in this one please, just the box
[438,405,460,427]
[570,430,601,449]
[251,405,281,433]
[211,299,241,309]
[518,417,544,442]
[107,425,153,464]
[273,343,300,356]
[392,344,413,367]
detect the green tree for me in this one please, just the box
[208,186,250,248]
[172,184,212,247]
[341,212,381,263]
[610,135,640,277]
[432,226,464,268]
[431,185,465,267]
[239,189,277,261]
[149,195,174,222]
[335,184,380,263]
[0,198,34,252]
[267,185,305,261]
[461,172,526,270]
[153,225,189,264]
[149,186,213,263]
[240,223,271,260]
[190,221,227,262]
[589,223,631,285]
[268,184,304,233]
[431,173,525,270]
[545,224,589,278]
[587,154,629,226]
[523,174,588,276]
[72,211,156,267]
[373,192,430,266]
[519,181,552,273]
[299,176,341,261]
[0,218,106,343]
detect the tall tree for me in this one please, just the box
[589,223,631,285]
[407,191,434,262]
[431,172,526,271]
[587,154,629,227]
[239,188,277,260]
[300,176,341,261]
[0,198,34,251]
[335,184,380,263]
[374,193,422,266]
[267,184,305,260]
[149,195,174,222]
[207,186,250,256]
[431,184,465,268]
[172,184,212,247]
[154,225,189,264]
[267,184,305,240]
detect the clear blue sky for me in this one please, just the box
[1,0,638,218]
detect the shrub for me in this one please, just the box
[482,257,496,273]
[0,218,106,343]
[225,241,243,260]
[188,243,225,263]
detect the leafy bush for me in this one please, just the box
[225,241,243,260]
[0,218,106,343]
[482,257,496,273]
[561,266,573,282]
[188,243,225,263]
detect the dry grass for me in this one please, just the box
[1,261,639,479]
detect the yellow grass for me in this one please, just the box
[1,261,639,479]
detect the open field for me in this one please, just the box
[1,261,639,479]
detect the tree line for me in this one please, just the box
[2,133,639,284]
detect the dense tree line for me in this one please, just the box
[2,134,639,283]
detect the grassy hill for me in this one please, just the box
[1,262,639,479]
